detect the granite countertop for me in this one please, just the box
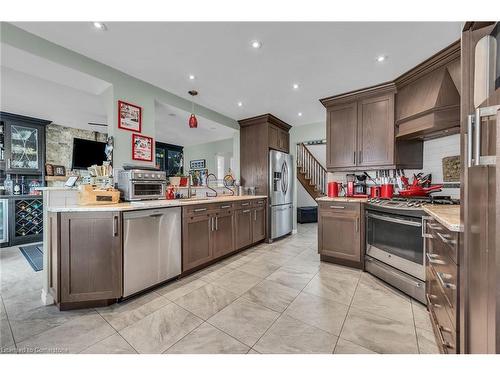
[316,196,368,203]
[423,205,462,232]
[47,195,267,212]
[0,194,43,199]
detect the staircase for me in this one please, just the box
[296,143,327,199]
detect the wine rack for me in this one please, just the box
[13,198,43,244]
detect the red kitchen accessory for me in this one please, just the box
[398,184,444,197]
[380,184,394,199]
[166,186,175,200]
[328,182,342,198]
[346,181,355,197]
[370,186,381,198]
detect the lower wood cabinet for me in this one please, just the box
[212,210,235,258]
[182,214,213,271]
[50,211,123,310]
[182,199,267,273]
[235,208,253,249]
[317,201,363,269]
[424,217,460,354]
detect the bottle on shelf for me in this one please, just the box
[13,176,21,195]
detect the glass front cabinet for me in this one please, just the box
[1,112,49,175]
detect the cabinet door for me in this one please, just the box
[318,210,361,264]
[326,102,358,169]
[212,211,235,258]
[60,212,122,303]
[268,125,280,151]
[235,209,253,249]
[357,94,395,167]
[252,207,266,243]
[4,121,45,175]
[183,214,213,271]
[279,129,290,153]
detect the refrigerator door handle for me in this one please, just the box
[472,105,500,166]
[282,160,288,195]
[467,114,474,168]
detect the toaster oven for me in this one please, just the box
[117,169,166,201]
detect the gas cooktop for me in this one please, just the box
[367,196,459,210]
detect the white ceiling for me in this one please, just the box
[155,100,236,146]
[13,22,463,126]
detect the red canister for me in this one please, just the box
[380,184,394,199]
[328,182,341,197]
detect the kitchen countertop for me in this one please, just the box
[316,196,368,203]
[423,205,462,232]
[47,195,268,212]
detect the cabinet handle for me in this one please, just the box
[355,217,360,233]
[421,216,433,238]
[241,202,250,206]
[425,293,442,309]
[194,208,207,212]
[436,271,456,290]
[437,325,455,350]
[210,217,214,231]
[242,209,251,213]
[215,216,218,231]
[353,151,356,164]
[329,206,345,209]
[426,253,445,265]
[254,210,257,221]
[436,232,456,245]
[113,215,118,237]
[220,205,231,209]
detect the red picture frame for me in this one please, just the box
[132,134,153,162]
[118,100,142,133]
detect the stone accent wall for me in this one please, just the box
[45,124,107,186]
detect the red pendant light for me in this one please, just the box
[188,90,198,128]
[189,114,198,128]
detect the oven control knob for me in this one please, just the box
[137,173,142,178]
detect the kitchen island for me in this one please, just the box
[45,195,267,310]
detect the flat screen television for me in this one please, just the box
[72,138,107,169]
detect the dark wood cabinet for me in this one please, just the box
[357,94,395,167]
[239,114,291,199]
[424,217,460,354]
[322,85,399,171]
[252,206,266,243]
[183,214,213,271]
[182,199,267,273]
[326,102,358,169]
[235,208,253,249]
[1,112,50,175]
[212,210,235,258]
[52,211,122,309]
[317,201,363,269]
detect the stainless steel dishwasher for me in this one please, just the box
[123,207,181,297]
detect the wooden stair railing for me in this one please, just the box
[296,143,327,199]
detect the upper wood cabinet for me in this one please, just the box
[239,114,292,196]
[322,84,404,171]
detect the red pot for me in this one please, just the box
[380,184,394,199]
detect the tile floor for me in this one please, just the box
[0,223,439,354]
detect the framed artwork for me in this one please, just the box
[53,165,66,176]
[132,134,153,161]
[45,163,54,176]
[190,159,206,170]
[118,100,142,132]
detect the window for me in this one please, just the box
[216,155,225,180]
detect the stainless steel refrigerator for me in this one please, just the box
[268,150,293,241]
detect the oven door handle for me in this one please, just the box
[366,212,421,227]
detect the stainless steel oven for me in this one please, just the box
[365,204,426,303]
[117,169,167,201]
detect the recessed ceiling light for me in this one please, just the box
[93,22,107,31]
[292,83,299,90]
[298,112,303,117]
[237,101,243,107]
[376,55,387,62]
[251,40,262,49]
[188,74,195,80]
[168,113,176,117]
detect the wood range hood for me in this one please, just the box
[395,41,461,140]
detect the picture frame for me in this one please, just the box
[53,165,66,176]
[132,134,153,162]
[190,159,206,170]
[118,100,142,133]
[45,163,54,176]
